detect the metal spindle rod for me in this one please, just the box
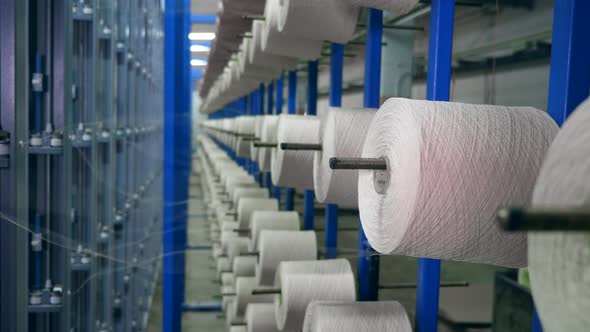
[240,252,259,257]
[222,293,236,297]
[253,142,277,148]
[251,288,281,295]
[232,229,251,234]
[379,281,469,290]
[329,157,387,170]
[497,207,590,231]
[280,143,322,151]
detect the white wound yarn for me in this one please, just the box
[314,108,376,208]
[230,327,247,332]
[258,116,280,172]
[222,272,235,287]
[226,300,246,327]
[302,301,412,332]
[228,183,260,200]
[222,221,239,232]
[528,98,590,332]
[275,259,356,331]
[249,21,298,70]
[271,115,321,190]
[246,303,280,332]
[227,237,252,265]
[256,230,318,287]
[233,188,270,206]
[234,277,275,318]
[358,98,558,267]
[261,0,323,60]
[237,198,280,229]
[278,0,359,44]
[346,0,419,14]
[250,116,266,160]
[222,285,236,311]
[217,257,232,278]
[250,211,301,251]
[233,256,258,278]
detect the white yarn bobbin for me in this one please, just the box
[234,277,275,318]
[246,303,280,332]
[226,299,246,327]
[227,237,251,265]
[271,115,321,190]
[230,326,247,332]
[278,0,359,44]
[222,285,236,311]
[250,211,301,251]
[261,0,323,60]
[249,21,298,70]
[228,182,260,200]
[314,107,376,208]
[237,198,279,229]
[358,98,558,267]
[528,98,590,331]
[346,0,419,14]
[256,230,318,287]
[250,115,266,160]
[258,115,280,172]
[302,301,412,332]
[233,256,257,278]
[222,272,235,287]
[233,187,270,206]
[275,259,356,331]
[217,257,231,279]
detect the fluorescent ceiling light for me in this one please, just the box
[188,32,216,41]
[191,59,207,67]
[190,44,211,53]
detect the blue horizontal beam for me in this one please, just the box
[191,14,216,25]
[181,303,223,312]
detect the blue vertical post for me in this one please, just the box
[285,70,297,211]
[325,43,344,259]
[255,84,265,185]
[415,1,454,331]
[532,2,590,331]
[303,61,318,230]
[163,0,189,331]
[358,8,382,302]
[274,74,284,205]
[266,83,275,193]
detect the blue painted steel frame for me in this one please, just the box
[303,62,318,230]
[267,83,275,193]
[358,9,382,302]
[415,2,454,331]
[325,43,343,258]
[530,2,590,331]
[163,1,191,331]
[191,14,216,24]
[274,75,284,204]
[285,71,297,211]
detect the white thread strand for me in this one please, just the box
[246,303,280,332]
[314,107,376,208]
[528,97,590,331]
[250,211,301,251]
[237,198,279,229]
[275,259,356,331]
[271,115,321,190]
[256,230,318,287]
[302,301,412,332]
[358,98,558,267]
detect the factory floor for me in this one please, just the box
[147,174,505,332]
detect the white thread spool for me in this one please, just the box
[246,303,280,332]
[358,98,559,267]
[226,299,246,327]
[222,285,236,311]
[217,257,231,278]
[237,198,279,229]
[258,115,280,172]
[250,116,266,160]
[275,259,356,331]
[234,277,275,318]
[250,211,301,251]
[230,327,247,332]
[272,115,321,190]
[345,0,419,14]
[233,188,270,206]
[528,98,590,331]
[278,0,359,44]
[249,21,298,70]
[314,108,376,208]
[261,0,323,60]
[256,230,318,287]
[303,301,412,332]
[222,272,235,287]
[233,256,257,278]
[227,237,251,265]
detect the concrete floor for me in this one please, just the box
[147,174,506,331]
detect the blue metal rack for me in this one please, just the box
[274,74,284,204]
[266,83,275,193]
[358,8,382,303]
[285,71,297,211]
[303,61,319,230]
[325,43,344,259]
